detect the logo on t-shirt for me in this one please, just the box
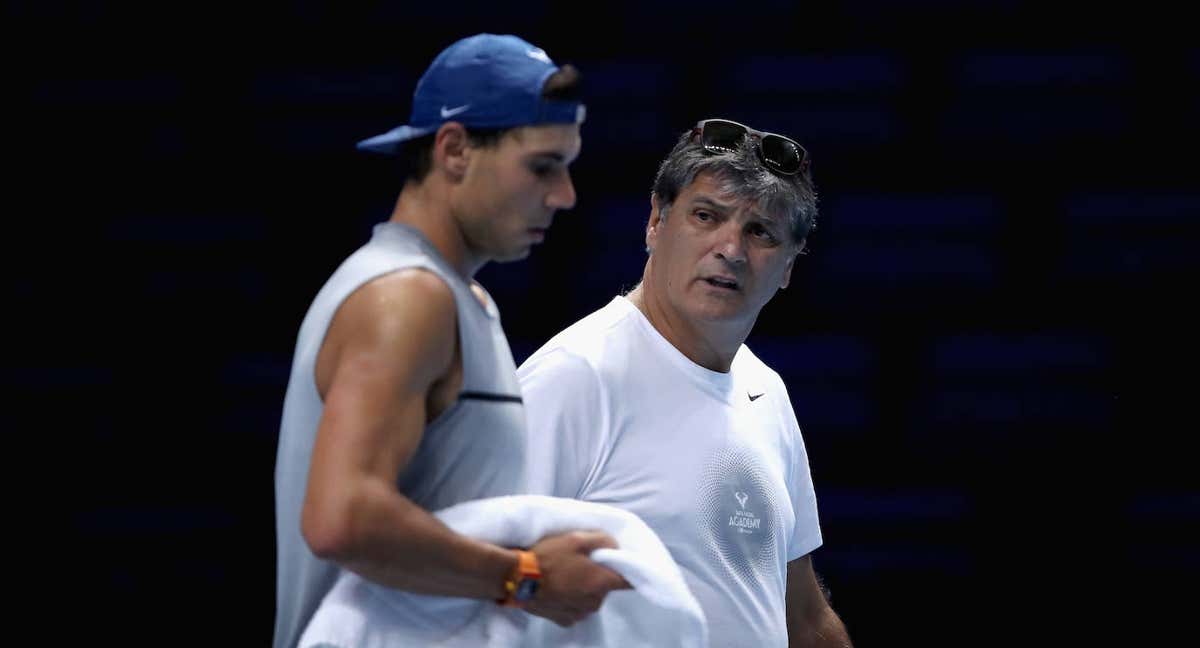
[697,447,778,583]
[729,490,763,535]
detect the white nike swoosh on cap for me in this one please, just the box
[440,104,471,118]
[526,48,551,64]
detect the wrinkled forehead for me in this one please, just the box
[689,170,789,224]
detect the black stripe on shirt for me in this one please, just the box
[459,391,523,404]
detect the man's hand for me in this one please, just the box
[523,530,632,627]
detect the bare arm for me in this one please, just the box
[786,556,853,648]
[301,269,515,597]
[299,269,626,623]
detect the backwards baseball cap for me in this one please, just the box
[357,33,586,155]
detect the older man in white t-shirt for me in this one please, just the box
[520,119,853,647]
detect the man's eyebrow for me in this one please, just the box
[526,151,568,163]
[691,195,779,224]
[752,210,785,226]
[690,196,735,213]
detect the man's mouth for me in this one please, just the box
[704,276,740,290]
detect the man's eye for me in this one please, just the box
[695,211,713,221]
[749,224,778,243]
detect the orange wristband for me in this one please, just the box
[498,550,542,607]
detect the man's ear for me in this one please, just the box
[780,254,796,289]
[433,122,470,178]
[779,239,804,289]
[646,194,664,253]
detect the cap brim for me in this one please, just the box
[355,125,437,155]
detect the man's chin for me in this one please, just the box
[493,246,532,263]
[690,296,754,323]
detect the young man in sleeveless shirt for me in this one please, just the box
[273,33,627,648]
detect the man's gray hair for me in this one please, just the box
[650,130,818,250]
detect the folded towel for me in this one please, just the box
[298,494,707,647]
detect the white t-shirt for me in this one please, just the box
[519,296,823,648]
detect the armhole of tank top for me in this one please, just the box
[308,263,455,402]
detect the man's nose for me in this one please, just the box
[714,223,747,264]
[545,170,576,210]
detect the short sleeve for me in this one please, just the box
[517,348,609,499]
[777,377,823,560]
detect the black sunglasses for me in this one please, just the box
[691,118,810,176]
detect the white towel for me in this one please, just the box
[298,494,707,647]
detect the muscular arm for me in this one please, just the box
[786,556,853,648]
[301,269,515,599]
[298,269,628,624]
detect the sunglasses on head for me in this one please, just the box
[691,118,810,176]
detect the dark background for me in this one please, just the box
[15,1,1198,645]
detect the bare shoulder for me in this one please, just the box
[360,265,453,312]
[334,267,456,333]
[318,268,459,393]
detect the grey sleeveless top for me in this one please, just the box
[272,222,526,648]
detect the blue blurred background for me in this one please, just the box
[15,1,1198,645]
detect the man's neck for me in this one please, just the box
[626,280,751,374]
[388,182,484,280]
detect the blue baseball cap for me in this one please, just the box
[357,33,586,155]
